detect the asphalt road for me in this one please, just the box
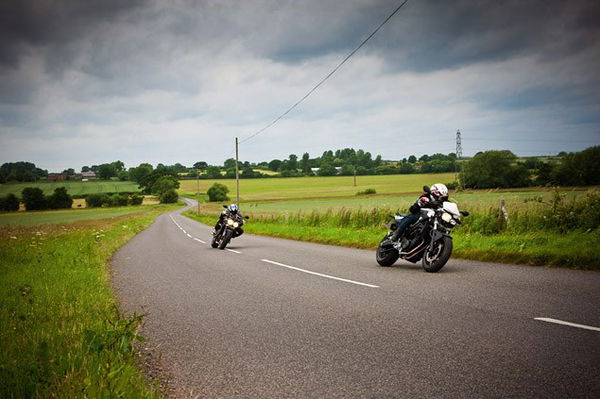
[112,201,600,398]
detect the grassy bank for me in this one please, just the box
[0,180,140,197]
[0,203,180,397]
[0,206,149,226]
[183,191,600,270]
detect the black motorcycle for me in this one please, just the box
[211,205,249,250]
[376,186,468,272]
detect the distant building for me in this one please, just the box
[81,171,97,180]
[47,173,67,181]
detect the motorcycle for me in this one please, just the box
[376,186,468,272]
[211,205,249,250]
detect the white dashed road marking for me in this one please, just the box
[261,259,379,288]
[226,249,241,254]
[194,238,206,244]
[534,317,600,332]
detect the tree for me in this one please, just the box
[159,189,179,204]
[129,194,143,205]
[129,163,153,184]
[86,194,108,207]
[117,171,129,181]
[461,150,531,188]
[300,153,310,174]
[98,163,117,179]
[268,159,282,172]
[224,158,236,169]
[207,183,229,202]
[287,154,298,171]
[317,163,337,176]
[206,166,222,179]
[151,175,180,195]
[81,166,91,172]
[408,155,417,163]
[0,162,46,182]
[47,187,73,209]
[111,160,125,172]
[21,187,47,210]
[1,194,20,211]
[138,169,179,194]
[193,161,208,171]
[552,146,600,186]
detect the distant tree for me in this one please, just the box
[535,163,555,186]
[62,168,75,176]
[552,146,600,186]
[21,187,47,210]
[399,163,416,174]
[268,159,282,172]
[340,164,354,176]
[86,193,108,207]
[151,175,180,195]
[0,162,46,182]
[317,163,337,176]
[287,154,298,171]
[129,163,153,184]
[129,194,144,205]
[419,154,430,162]
[461,150,531,188]
[170,163,187,173]
[1,194,20,211]
[98,163,117,179]
[81,166,91,172]
[117,171,129,181]
[206,166,222,179]
[193,161,208,171]
[139,169,178,194]
[47,187,73,209]
[207,183,230,202]
[111,160,125,172]
[159,189,179,204]
[300,153,310,174]
[224,158,237,169]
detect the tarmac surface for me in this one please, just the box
[112,201,600,398]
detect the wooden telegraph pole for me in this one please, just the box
[196,169,200,214]
[235,137,240,208]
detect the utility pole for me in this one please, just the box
[353,165,357,187]
[196,169,200,214]
[235,137,240,208]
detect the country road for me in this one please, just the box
[111,201,600,398]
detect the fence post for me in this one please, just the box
[499,199,509,223]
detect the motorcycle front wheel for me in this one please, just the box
[218,229,233,250]
[211,232,220,248]
[421,236,452,273]
[376,235,399,267]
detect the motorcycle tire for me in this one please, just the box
[421,236,452,273]
[376,236,399,267]
[218,230,233,250]
[211,234,219,248]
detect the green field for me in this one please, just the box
[0,206,148,226]
[178,173,457,201]
[0,180,140,197]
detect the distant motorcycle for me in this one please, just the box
[211,205,249,250]
[376,187,468,272]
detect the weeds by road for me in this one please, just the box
[0,203,180,397]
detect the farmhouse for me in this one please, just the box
[47,173,67,181]
[81,171,97,180]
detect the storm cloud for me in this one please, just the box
[1,0,599,171]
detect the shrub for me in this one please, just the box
[129,194,143,205]
[159,189,178,204]
[1,194,20,211]
[21,187,47,210]
[151,175,179,195]
[86,193,108,208]
[356,188,376,195]
[207,183,229,202]
[47,187,73,209]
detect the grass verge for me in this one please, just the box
[0,203,180,397]
[183,211,599,270]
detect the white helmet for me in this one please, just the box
[430,183,448,199]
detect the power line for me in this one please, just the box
[238,0,410,145]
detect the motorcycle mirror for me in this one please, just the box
[423,185,430,193]
[222,204,228,209]
[245,216,250,220]
[460,211,470,217]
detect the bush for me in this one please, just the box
[461,150,531,188]
[86,193,108,208]
[159,189,178,204]
[47,187,73,209]
[151,175,179,195]
[107,194,129,207]
[21,187,47,210]
[356,188,376,195]
[207,183,229,202]
[1,194,20,211]
[129,194,143,205]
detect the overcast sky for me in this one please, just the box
[1,0,599,172]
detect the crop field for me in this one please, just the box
[0,206,148,226]
[179,173,456,200]
[0,180,140,197]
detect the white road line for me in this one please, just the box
[181,229,187,234]
[226,249,241,254]
[194,238,206,244]
[534,317,600,332]
[261,259,379,288]
[186,233,192,238]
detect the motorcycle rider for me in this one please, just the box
[214,204,244,237]
[391,183,449,248]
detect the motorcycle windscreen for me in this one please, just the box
[442,201,460,217]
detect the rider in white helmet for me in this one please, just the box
[391,183,449,245]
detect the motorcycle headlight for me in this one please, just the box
[233,222,239,228]
[227,219,234,226]
[441,212,453,223]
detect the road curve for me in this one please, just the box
[112,201,600,398]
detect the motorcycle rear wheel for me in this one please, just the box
[421,236,452,273]
[376,236,399,267]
